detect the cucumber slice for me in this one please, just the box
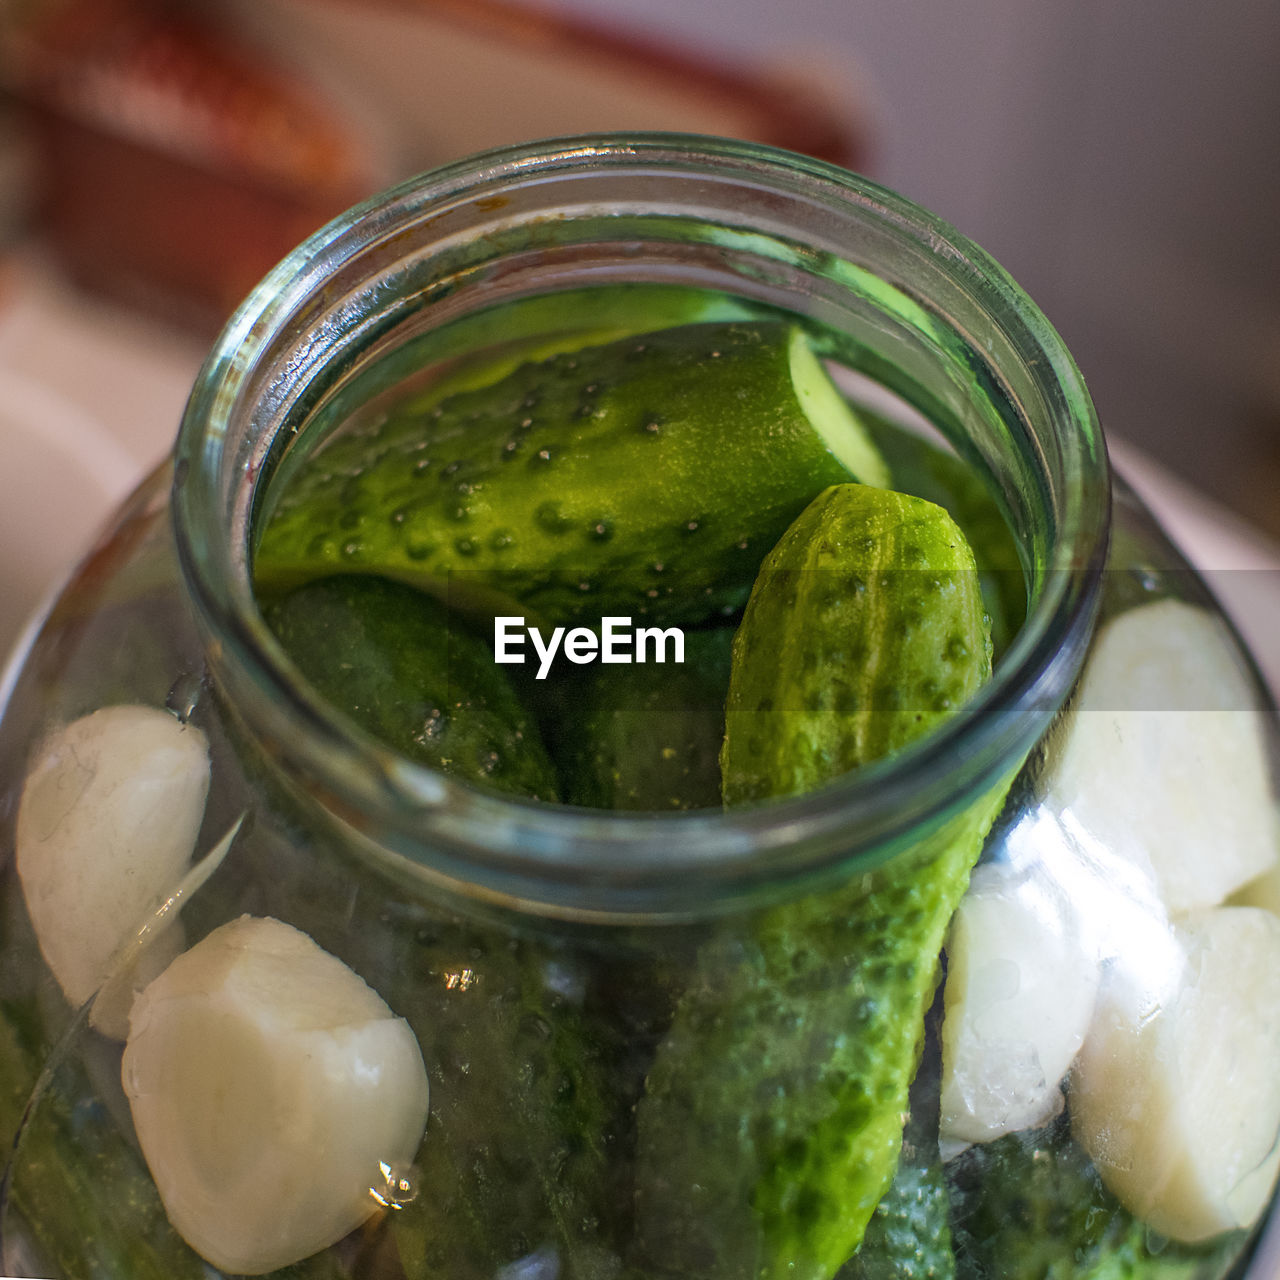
[789,331,890,489]
[255,321,887,627]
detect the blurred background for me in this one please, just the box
[0,0,1278,655]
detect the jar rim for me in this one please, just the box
[173,131,1110,920]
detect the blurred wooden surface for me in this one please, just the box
[2,0,867,331]
[329,0,865,167]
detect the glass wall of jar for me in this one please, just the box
[1,134,1276,1280]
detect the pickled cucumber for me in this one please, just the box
[864,416,1024,661]
[842,1160,956,1280]
[255,322,888,627]
[634,485,998,1280]
[0,999,208,1280]
[842,1013,956,1280]
[558,626,735,810]
[633,797,1004,1280]
[260,573,558,800]
[947,1118,1243,1280]
[721,484,991,805]
[387,924,626,1280]
[386,283,755,415]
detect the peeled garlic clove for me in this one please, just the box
[16,705,210,1020]
[940,860,1101,1147]
[1044,600,1278,913]
[122,915,430,1276]
[1071,906,1280,1242]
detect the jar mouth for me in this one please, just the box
[173,132,1109,920]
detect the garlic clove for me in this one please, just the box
[16,704,210,1025]
[940,860,1101,1147]
[123,915,430,1275]
[1071,906,1280,1241]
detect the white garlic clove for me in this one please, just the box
[1071,906,1280,1241]
[123,915,430,1275]
[16,704,210,1026]
[940,860,1101,1147]
[1044,599,1278,913]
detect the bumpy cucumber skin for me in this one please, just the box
[721,485,992,806]
[635,483,996,1280]
[842,1160,956,1280]
[388,924,625,1280]
[863,418,1024,662]
[634,793,1004,1280]
[390,284,754,416]
[260,573,559,801]
[0,886,209,1278]
[841,999,956,1280]
[259,285,753,526]
[0,999,211,1280]
[255,322,878,627]
[559,626,735,810]
[947,1119,1242,1280]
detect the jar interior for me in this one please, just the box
[250,228,1053,608]
[174,138,1107,918]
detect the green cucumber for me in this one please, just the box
[947,1118,1243,1280]
[387,924,625,1280]
[0,999,209,1280]
[264,285,756,508]
[559,625,735,810]
[633,484,997,1279]
[255,321,888,627]
[864,416,1025,661]
[633,792,1006,1280]
[390,283,756,415]
[259,573,558,800]
[842,1160,956,1280]
[721,484,992,805]
[841,999,955,1280]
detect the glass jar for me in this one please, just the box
[2,134,1278,1280]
